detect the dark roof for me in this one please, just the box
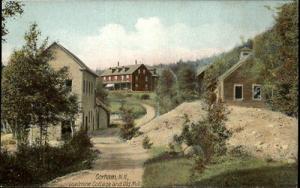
[47,42,99,77]
[100,64,142,76]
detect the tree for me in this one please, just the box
[254,1,298,117]
[2,23,79,146]
[177,65,197,101]
[2,0,24,41]
[95,79,108,104]
[156,69,178,114]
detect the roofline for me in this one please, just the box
[100,63,144,76]
[96,98,110,112]
[218,54,253,82]
[47,42,99,77]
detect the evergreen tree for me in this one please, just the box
[177,65,197,101]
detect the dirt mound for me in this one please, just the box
[129,101,207,146]
[130,101,298,162]
[226,105,298,162]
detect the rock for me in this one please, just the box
[184,145,204,157]
[181,143,189,151]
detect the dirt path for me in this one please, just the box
[135,103,156,127]
[47,128,149,187]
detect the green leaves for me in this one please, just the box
[2,24,79,145]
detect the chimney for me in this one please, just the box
[240,47,252,60]
[117,61,120,66]
[135,60,137,65]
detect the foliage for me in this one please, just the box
[254,1,298,117]
[177,65,198,101]
[119,105,140,140]
[156,69,179,114]
[1,24,79,146]
[0,130,96,186]
[140,94,150,100]
[95,79,108,104]
[1,0,24,41]
[142,136,153,149]
[174,101,230,163]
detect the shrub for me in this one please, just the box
[143,136,153,149]
[0,131,96,186]
[174,102,231,163]
[119,107,140,140]
[141,94,150,100]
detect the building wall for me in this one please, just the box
[102,74,132,83]
[97,107,109,129]
[222,59,265,108]
[132,65,153,91]
[48,46,84,127]
[48,45,107,132]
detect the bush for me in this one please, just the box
[119,107,140,140]
[141,94,150,100]
[142,136,153,149]
[0,130,96,186]
[174,102,231,163]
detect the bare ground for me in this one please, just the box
[131,100,298,162]
[46,128,149,187]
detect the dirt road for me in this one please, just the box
[47,128,149,187]
[135,103,156,127]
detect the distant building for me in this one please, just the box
[47,42,110,133]
[100,61,158,91]
[216,47,266,107]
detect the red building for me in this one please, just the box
[100,63,158,91]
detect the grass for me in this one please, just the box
[142,149,298,187]
[193,156,298,187]
[108,91,156,119]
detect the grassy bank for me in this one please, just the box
[108,91,156,119]
[142,147,298,187]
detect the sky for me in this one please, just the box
[2,0,286,70]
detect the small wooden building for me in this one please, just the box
[216,47,265,107]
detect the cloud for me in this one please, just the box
[77,17,227,70]
[2,17,263,70]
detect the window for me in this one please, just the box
[234,84,243,100]
[108,76,111,81]
[135,76,138,81]
[103,77,106,81]
[143,69,146,74]
[135,83,138,88]
[145,76,148,82]
[114,75,118,80]
[138,69,141,74]
[83,80,86,94]
[65,79,72,92]
[145,84,148,90]
[126,75,129,79]
[252,84,262,100]
[121,75,124,80]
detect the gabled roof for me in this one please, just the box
[196,64,212,77]
[100,64,143,76]
[47,42,99,77]
[96,98,110,113]
[218,54,254,82]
